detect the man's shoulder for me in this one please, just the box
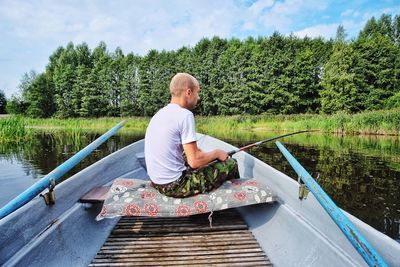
[161,104,193,117]
[149,104,193,128]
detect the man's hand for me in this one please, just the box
[183,142,228,169]
[215,149,229,161]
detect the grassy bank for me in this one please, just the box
[1,109,399,143]
[0,116,32,143]
[197,108,400,136]
[22,117,149,135]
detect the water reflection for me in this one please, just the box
[221,133,400,242]
[0,130,399,241]
[0,131,143,203]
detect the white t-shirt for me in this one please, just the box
[144,103,197,184]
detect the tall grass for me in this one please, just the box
[0,116,31,143]
[3,108,400,138]
[24,117,150,134]
[198,109,400,135]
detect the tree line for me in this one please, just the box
[4,14,400,118]
[0,90,6,114]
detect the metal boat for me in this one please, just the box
[1,134,399,266]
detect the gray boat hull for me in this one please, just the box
[0,135,399,266]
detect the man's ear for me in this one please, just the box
[186,88,192,96]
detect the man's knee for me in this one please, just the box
[225,158,238,171]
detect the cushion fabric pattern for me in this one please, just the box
[96,178,275,220]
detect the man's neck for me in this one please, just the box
[170,98,187,109]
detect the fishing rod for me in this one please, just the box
[189,130,315,170]
[227,130,316,157]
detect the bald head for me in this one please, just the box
[170,73,199,97]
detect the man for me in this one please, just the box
[145,73,239,197]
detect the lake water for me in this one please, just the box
[0,130,399,242]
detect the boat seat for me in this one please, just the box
[80,186,110,203]
[97,178,276,220]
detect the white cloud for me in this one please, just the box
[341,9,354,17]
[294,23,338,39]
[249,0,275,15]
[361,6,400,22]
[242,21,256,31]
[0,0,245,55]
[89,16,116,32]
[258,0,329,33]
[0,1,82,39]
[341,9,360,18]
[0,0,399,97]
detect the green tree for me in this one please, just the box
[6,95,28,115]
[191,37,228,115]
[46,47,65,74]
[218,38,242,115]
[0,90,7,114]
[236,37,264,115]
[335,25,347,43]
[377,14,395,41]
[354,31,399,110]
[384,91,400,108]
[120,53,141,116]
[107,47,125,116]
[292,46,322,113]
[174,46,193,73]
[69,43,93,117]
[71,65,89,117]
[359,16,379,40]
[53,63,76,117]
[19,70,38,99]
[137,50,174,116]
[25,73,55,117]
[10,13,400,117]
[80,43,110,117]
[218,37,261,115]
[137,49,160,116]
[259,32,298,114]
[75,42,92,67]
[394,15,400,45]
[320,41,360,114]
[6,71,38,115]
[243,37,270,115]
[359,14,398,44]
[52,42,78,117]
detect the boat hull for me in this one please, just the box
[0,135,399,266]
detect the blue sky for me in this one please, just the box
[1,0,399,98]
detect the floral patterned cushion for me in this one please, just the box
[96,178,276,220]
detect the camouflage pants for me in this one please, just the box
[153,158,239,198]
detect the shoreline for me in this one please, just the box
[1,108,399,139]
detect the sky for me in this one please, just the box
[0,0,399,98]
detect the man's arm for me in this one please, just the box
[183,142,228,169]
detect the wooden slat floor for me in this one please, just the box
[89,209,272,266]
